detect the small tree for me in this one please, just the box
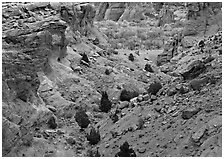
[128,53,134,61]
[86,126,101,145]
[75,108,90,128]
[47,116,57,129]
[100,91,112,113]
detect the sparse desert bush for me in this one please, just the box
[119,28,136,40]
[125,37,141,50]
[173,20,186,28]
[146,28,163,39]
[105,20,118,27]
[144,39,153,50]
[95,18,182,50]
[164,28,183,37]
[152,39,163,49]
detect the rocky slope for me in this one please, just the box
[2,2,222,157]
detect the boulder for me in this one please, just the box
[167,86,177,96]
[181,60,206,80]
[120,83,140,102]
[181,107,202,120]
[147,81,162,95]
[181,36,198,48]
[176,85,189,94]
[188,77,210,91]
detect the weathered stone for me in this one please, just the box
[206,115,222,134]
[119,101,129,109]
[142,94,150,101]
[86,147,101,157]
[137,117,145,130]
[184,2,221,36]
[191,125,207,143]
[2,117,21,156]
[167,86,177,96]
[181,107,202,120]
[177,85,189,94]
[110,113,119,123]
[46,105,57,113]
[181,60,206,80]
[60,3,108,47]
[188,76,210,91]
[119,83,140,102]
[137,147,146,153]
[104,3,126,21]
[181,36,198,48]
[137,94,143,102]
[95,2,109,21]
[147,82,162,95]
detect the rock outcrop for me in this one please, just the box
[2,2,106,156]
[104,3,126,21]
[184,2,222,36]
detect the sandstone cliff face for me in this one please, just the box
[184,2,222,36]
[2,2,107,156]
[104,2,126,21]
[156,2,221,66]
[95,2,109,21]
[95,2,155,22]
